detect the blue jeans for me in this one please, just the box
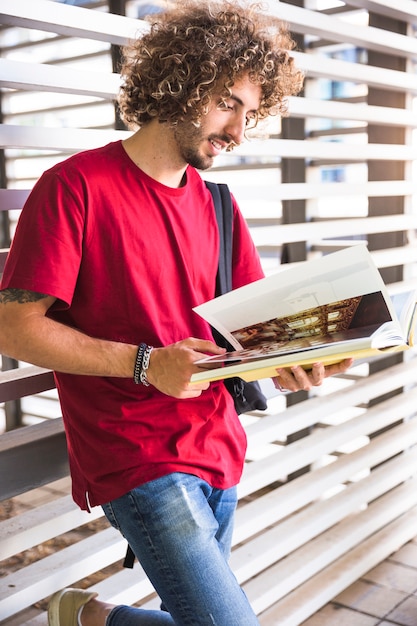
[102,472,260,626]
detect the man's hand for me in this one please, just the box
[146,338,225,398]
[273,359,353,393]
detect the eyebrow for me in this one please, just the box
[229,93,258,115]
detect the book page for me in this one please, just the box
[390,289,417,345]
[194,245,396,350]
[196,292,395,366]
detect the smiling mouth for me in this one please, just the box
[209,138,233,157]
[209,136,239,155]
[210,139,225,151]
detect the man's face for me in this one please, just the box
[173,74,262,171]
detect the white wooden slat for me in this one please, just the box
[19,615,44,626]
[280,246,417,272]
[234,137,417,161]
[371,245,417,268]
[236,420,417,546]
[388,278,417,296]
[89,565,155,607]
[264,246,417,274]
[237,181,415,202]
[347,0,417,23]
[0,495,103,560]
[268,2,417,59]
[324,245,417,273]
[292,50,417,95]
[0,526,124,620]
[0,0,145,46]
[136,596,163,612]
[246,480,417,616]
[242,208,409,224]
[233,447,417,584]
[0,365,53,400]
[258,505,417,625]
[239,385,417,499]
[0,58,120,99]
[0,189,30,211]
[288,96,417,128]
[0,124,130,152]
[250,215,417,246]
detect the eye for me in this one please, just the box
[217,99,234,112]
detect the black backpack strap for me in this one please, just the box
[123,544,136,569]
[205,181,233,296]
[205,180,268,415]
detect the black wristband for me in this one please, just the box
[133,343,153,385]
[133,343,147,384]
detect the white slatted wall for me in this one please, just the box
[1,1,417,624]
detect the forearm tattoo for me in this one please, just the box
[0,288,49,304]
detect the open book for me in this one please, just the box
[191,245,417,384]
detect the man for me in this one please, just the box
[0,2,352,624]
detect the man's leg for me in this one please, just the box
[102,472,260,626]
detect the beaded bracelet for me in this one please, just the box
[133,343,154,385]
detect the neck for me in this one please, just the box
[122,122,187,188]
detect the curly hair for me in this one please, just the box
[118,0,304,130]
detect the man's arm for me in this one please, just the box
[0,288,352,397]
[0,288,138,377]
[0,288,216,398]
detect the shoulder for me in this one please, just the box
[44,142,123,182]
[31,142,126,203]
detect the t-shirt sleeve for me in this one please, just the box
[1,168,85,309]
[231,195,264,290]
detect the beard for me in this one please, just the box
[173,120,231,171]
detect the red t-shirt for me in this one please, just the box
[1,141,264,510]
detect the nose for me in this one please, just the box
[225,112,246,146]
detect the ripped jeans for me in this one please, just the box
[102,472,260,626]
